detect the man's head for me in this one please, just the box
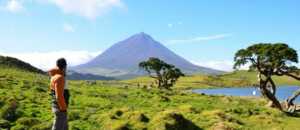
[56,58,67,70]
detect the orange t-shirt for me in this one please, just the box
[49,68,67,111]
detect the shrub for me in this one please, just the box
[149,110,201,130]
[31,122,52,130]
[0,119,10,128]
[69,110,81,121]
[178,105,200,113]
[211,122,234,130]
[16,117,40,127]
[0,99,18,121]
[98,108,149,130]
[11,124,29,130]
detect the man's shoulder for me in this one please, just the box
[52,75,64,82]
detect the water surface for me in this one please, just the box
[193,86,300,103]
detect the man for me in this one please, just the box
[49,58,68,130]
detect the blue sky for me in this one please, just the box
[0,0,299,71]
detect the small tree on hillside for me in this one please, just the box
[233,43,299,110]
[139,57,184,89]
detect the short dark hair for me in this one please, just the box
[56,58,67,70]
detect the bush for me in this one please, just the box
[16,117,40,127]
[109,120,130,130]
[69,110,81,121]
[0,99,18,121]
[149,110,202,130]
[31,122,52,130]
[69,120,99,130]
[201,110,243,128]
[178,105,200,113]
[211,122,234,130]
[11,124,29,130]
[0,119,10,128]
[98,108,149,130]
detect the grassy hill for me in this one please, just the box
[124,70,300,90]
[0,56,45,74]
[1,65,300,129]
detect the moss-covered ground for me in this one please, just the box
[1,67,300,130]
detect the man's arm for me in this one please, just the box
[54,77,67,111]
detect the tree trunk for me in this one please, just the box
[269,78,276,96]
[286,89,300,107]
[281,73,300,112]
[259,77,282,110]
[156,78,162,88]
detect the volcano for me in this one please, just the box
[73,32,222,79]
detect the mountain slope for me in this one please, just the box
[74,32,222,78]
[0,55,45,74]
[67,70,115,80]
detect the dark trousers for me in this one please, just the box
[52,104,68,130]
[50,89,69,130]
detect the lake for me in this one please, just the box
[193,86,300,103]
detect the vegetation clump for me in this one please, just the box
[234,43,300,111]
[2,63,300,129]
[149,110,201,130]
[0,99,18,122]
[0,56,45,74]
[0,119,10,129]
[96,108,149,130]
[139,57,184,89]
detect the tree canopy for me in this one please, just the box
[139,57,184,89]
[234,43,299,110]
[234,43,298,74]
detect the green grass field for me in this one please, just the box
[124,70,300,90]
[1,66,300,129]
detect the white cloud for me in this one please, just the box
[2,0,124,19]
[192,60,234,72]
[0,50,101,70]
[47,0,124,19]
[192,59,300,72]
[167,22,182,28]
[191,60,250,72]
[167,34,232,44]
[63,23,75,32]
[4,0,24,13]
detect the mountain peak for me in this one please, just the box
[74,32,223,79]
[136,32,150,37]
[128,32,154,42]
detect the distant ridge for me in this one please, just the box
[67,70,115,80]
[73,32,223,79]
[0,55,115,80]
[0,55,45,74]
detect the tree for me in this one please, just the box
[139,57,184,89]
[283,69,300,112]
[234,43,299,110]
